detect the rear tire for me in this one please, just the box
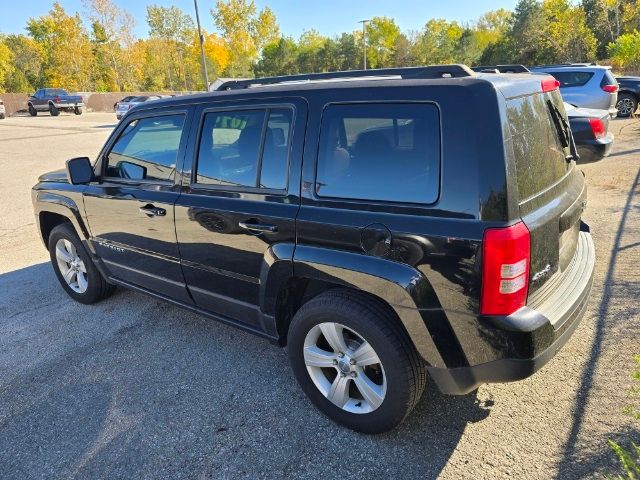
[28,104,37,116]
[287,290,426,433]
[74,106,83,115]
[616,93,638,118]
[49,104,60,116]
[48,223,115,304]
[0,113,5,120]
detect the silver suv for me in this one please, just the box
[530,64,619,117]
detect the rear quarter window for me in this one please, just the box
[550,71,594,88]
[506,92,569,200]
[316,103,440,204]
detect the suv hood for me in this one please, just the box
[38,169,68,183]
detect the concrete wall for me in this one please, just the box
[0,92,171,117]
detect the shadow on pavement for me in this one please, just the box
[555,167,640,479]
[0,261,491,479]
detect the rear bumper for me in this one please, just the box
[428,230,595,395]
[577,133,614,162]
[54,102,84,108]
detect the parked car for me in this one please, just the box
[113,95,136,111]
[530,63,619,117]
[565,102,614,162]
[28,88,84,116]
[115,95,162,120]
[614,76,640,117]
[32,65,595,433]
[0,99,5,119]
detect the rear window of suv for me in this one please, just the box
[316,103,440,204]
[506,91,569,200]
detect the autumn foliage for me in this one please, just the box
[1,0,640,93]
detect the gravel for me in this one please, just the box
[0,112,638,479]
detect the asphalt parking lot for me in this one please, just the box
[0,112,638,479]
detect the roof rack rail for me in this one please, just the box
[530,62,598,68]
[472,64,529,73]
[215,64,475,90]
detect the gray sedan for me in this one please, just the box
[115,95,162,120]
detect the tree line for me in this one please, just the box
[1,0,640,93]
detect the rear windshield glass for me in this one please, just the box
[506,91,569,200]
[550,71,593,88]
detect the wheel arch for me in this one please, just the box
[618,89,640,101]
[269,245,445,367]
[34,192,91,250]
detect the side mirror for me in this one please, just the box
[66,157,94,185]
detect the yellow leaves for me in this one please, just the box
[0,41,15,93]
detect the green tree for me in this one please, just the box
[146,5,196,90]
[414,19,464,64]
[26,2,94,90]
[542,0,597,62]
[0,39,15,93]
[608,29,640,71]
[366,17,401,68]
[254,37,298,76]
[212,0,280,77]
[83,0,135,91]
[1,34,45,92]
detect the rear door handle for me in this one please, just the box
[238,221,278,233]
[139,204,166,217]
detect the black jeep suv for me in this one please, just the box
[32,65,595,433]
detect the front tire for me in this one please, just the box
[49,104,60,116]
[49,223,115,304]
[616,93,638,118]
[28,104,37,116]
[287,290,426,433]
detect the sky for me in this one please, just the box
[0,0,520,39]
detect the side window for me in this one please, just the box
[316,103,440,204]
[551,71,594,88]
[105,114,185,182]
[196,108,292,189]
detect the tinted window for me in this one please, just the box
[260,109,292,189]
[506,91,569,200]
[316,103,440,204]
[600,69,617,87]
[50,89,69,96]
[550,71,594,88]
[196,108,292,189]
[106,115,184,182]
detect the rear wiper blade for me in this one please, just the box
[547,100,580,162]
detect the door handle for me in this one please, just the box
[139,204,166,217]
[238,221,278,233]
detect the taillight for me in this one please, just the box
[541,78,560,93]
[54,96,62,103]
[589,118,606,139]
[602,84,618,93]
[480,221,531,316]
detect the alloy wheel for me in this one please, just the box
[303,322,386,414]
[617,97,635,116]
[55,238,88,293]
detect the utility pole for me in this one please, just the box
[359,19,370,70]
[194,0,210,90]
